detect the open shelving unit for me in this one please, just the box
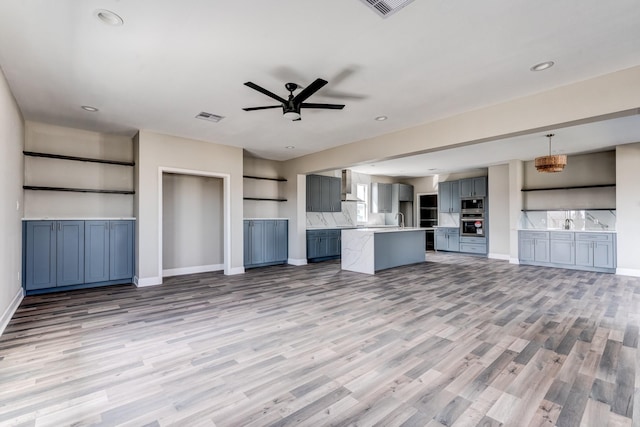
[243,175,288,202]
[521,184,615,192]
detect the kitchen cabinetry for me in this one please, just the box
[575,232,615,269]
[306,175,341,212]
[519,231,550,263]
[24,219,135,293]
[459,177,487,198]
[85,220,134,283]
[397,184,414,202]
[307,229,342,261]
[371,183,392,213]
[435,227,459,252]
[438,181,460,213]
[244,220,288,268]
[549,232,575,266]
[519,230,615,273]
[459,236,486,255]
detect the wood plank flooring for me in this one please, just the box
[1,253,640,426]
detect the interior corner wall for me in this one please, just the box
[136,130,244,285]
[616,143,640,276]
[488,164,510,259]
[0,67,24,335]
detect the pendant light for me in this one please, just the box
[535,133,567,173]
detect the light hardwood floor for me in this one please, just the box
[1,253,639,426]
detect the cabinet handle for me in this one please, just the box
[51,223,54,231]
[58,222,61,231]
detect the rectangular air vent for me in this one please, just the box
[195,112,224,122]
[359,0,416,18]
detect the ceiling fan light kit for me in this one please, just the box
[243,78,345,121]
[535,133,567,173]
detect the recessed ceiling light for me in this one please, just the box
[285,146,295,149]
[81,105,99,112]
[375,116,388,121]
[94,9,124,26]
[530,61,555,72]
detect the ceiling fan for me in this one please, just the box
[243,78,345,121]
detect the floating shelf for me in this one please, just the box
[24,186,135,195]
[521,208,615,212]
[243,197,287,202]
[243,175,287,182]
[23,151,135,167]
[521,184,615,192]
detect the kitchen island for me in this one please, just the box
[341,227,426,274]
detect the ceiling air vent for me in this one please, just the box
[358,0,416,18]
[195,112,224,122]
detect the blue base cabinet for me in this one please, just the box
[435,228,460,252]
[244,220,288,268]
[24,220,135,294]
[307,229,342,262]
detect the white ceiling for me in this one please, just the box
[1,1,639,166]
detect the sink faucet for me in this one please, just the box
[564,218,573,230]
[395,212,405,228]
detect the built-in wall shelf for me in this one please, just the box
[521,184,615,192]
[23,151,135,167]
[521,208,615,212]
[243,175,287,182]
[24,186,135,195]
[243,197,287,202]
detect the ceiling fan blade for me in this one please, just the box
[244,82,287,104]
[300,103,345,110]
[292,78,328,104]
[242,105,282,111]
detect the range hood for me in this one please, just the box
[341,169,363,201]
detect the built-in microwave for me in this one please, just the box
[461,217,485,236]
[461,197,484,213]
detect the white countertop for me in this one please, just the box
[244,218,289,220]
[23,217,136,221]
[343,227,427,233]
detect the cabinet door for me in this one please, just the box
[248,221,265,265]
[550,239,575,265]
[448,232,460,252]
[263,220,278,263]
[435,231,448,250]
[449,181,460,213]
[459,179,473,198]
[438,182,451,213]
[575,240,593,267]
[327,231,341,257]
[25,221,57,290]
[306,175,322,212]
[519,238,535,262]
[243,221,251,265]
[472,177,487,197]
[534,239,549,263]
[593,241,614,269]
[398,184,414,202]
[85,221,110,283]
[110,221,134,280]
[275,220,288,262]
[328,176,342,212]
[57,221,85,287]
[307,234,319,259]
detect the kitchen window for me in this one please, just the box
[356,183,368,223]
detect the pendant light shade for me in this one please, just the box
[535,134,567,173]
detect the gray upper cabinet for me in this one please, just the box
[459,177,487,198]
[371,183,393,213]
[244,219,288,268]
[306,174,341,212]
[438,181,460,213]
[397,184,414,202]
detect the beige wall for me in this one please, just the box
[0,67,24,335]
[616,143,640,276]
[162,173,224,274]
[135,131,244,285]
[23,121,134,218]
[488,164,510,259]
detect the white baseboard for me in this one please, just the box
[288,258,308,266]
[163,264,223,278]
[136,276,163,287]
[225,267,245,275]
[0,287,24,338]
[616,268,640,277]
[509,257,520,265]
[488,253,510,261]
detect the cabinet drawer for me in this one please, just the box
[460,236,486,244]
[460,243,486,254]
[575,232,613,242]
[519,231,549,240]
[550,232,574,241]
